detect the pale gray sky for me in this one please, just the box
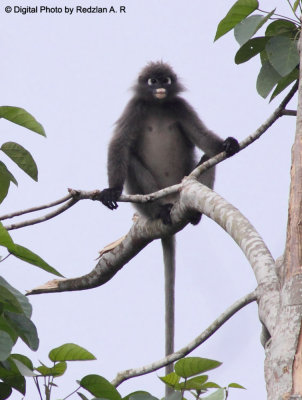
[1,1,297,399]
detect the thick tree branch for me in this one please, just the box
[27,177,278,340]
[179,178,280,337]
[111,290,257,387]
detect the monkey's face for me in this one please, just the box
[135,62,184,101]
[147,76,172,100]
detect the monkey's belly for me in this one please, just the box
[138,123,193,189]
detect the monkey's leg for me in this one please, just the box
[127,156,168,219]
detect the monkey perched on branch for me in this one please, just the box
[99,61,239,376]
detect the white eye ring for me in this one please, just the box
[148,78,157,86]
[164,77,172,85]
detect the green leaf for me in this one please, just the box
[10,358,36,377]
[270,68,299,101]
[256,61,281,98]
[228,382,246,389]
[49,343,96,362]
[0,223,15,252]
[80,375,121,400]
[177,375,209,390]
[4,312,39,351]
[159,372,180,388]
[203,389,225,400]
[1,142,38,181]
[293,0,300,12]
[0,366,25,394]
[0,382,12,400]
[174,358,222,379]
[265,19,299,38]
[123,391,154,400]
[202,382,221,389]
[0,163,17,204]
[0,277,32,318]
[214,0,259,41]
[235,36,269,64]
[0,175,9,205]
[36,361,67,377]
[234,9,275,46]
[0,162,17,186]
[128,393,158,400]
[77,393,90,400]
[234,15,262,45]
[0,106,46,136]
[10,354,34,371]
[0,332,14,361]
[10,244,64,277]
[0,285,23,314]
[0,315,18,344]
[266,36,299,77]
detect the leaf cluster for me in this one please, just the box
[159,357,244,400]
[215,0,300,100]
[0,343,96,399]
[0,106,45,203]
[0,277,38,398]
[75,358,244,400]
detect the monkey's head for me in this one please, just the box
[135,62,184,101]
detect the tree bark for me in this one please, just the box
[264,40,302,399]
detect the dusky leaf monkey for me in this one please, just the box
[100,61,239,377]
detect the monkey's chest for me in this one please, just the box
[137,120,191,188]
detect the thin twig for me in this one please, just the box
[0,253,11,263]
[112,290,257,387]
[4,199,79,231]
[0,194,72,221]
[281,109,297,116]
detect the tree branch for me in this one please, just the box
[281,109,297,116]
[111,290,257,387]
[0,194,72,221]
[27,177,278,340]
[4,198,78,231]
[179,178,280,337]
[190,81,298,180]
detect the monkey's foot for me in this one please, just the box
[223,137,240,157]
[189,212,202,225]
[158,204,173,225]
[97,187,122,210]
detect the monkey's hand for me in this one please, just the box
[223,137,240,157]
[98,187,122,210]
[158,204,173,225]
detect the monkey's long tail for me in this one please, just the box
[162,235,176,379]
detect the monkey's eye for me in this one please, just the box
[148,78,157,86]
[163,77,172,85]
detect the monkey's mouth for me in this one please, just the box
[154,88,167,99]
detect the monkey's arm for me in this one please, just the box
[98,132,129,209]
[176,99,239,157]
[99,100,145,210]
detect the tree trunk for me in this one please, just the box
[264,39,302,399]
